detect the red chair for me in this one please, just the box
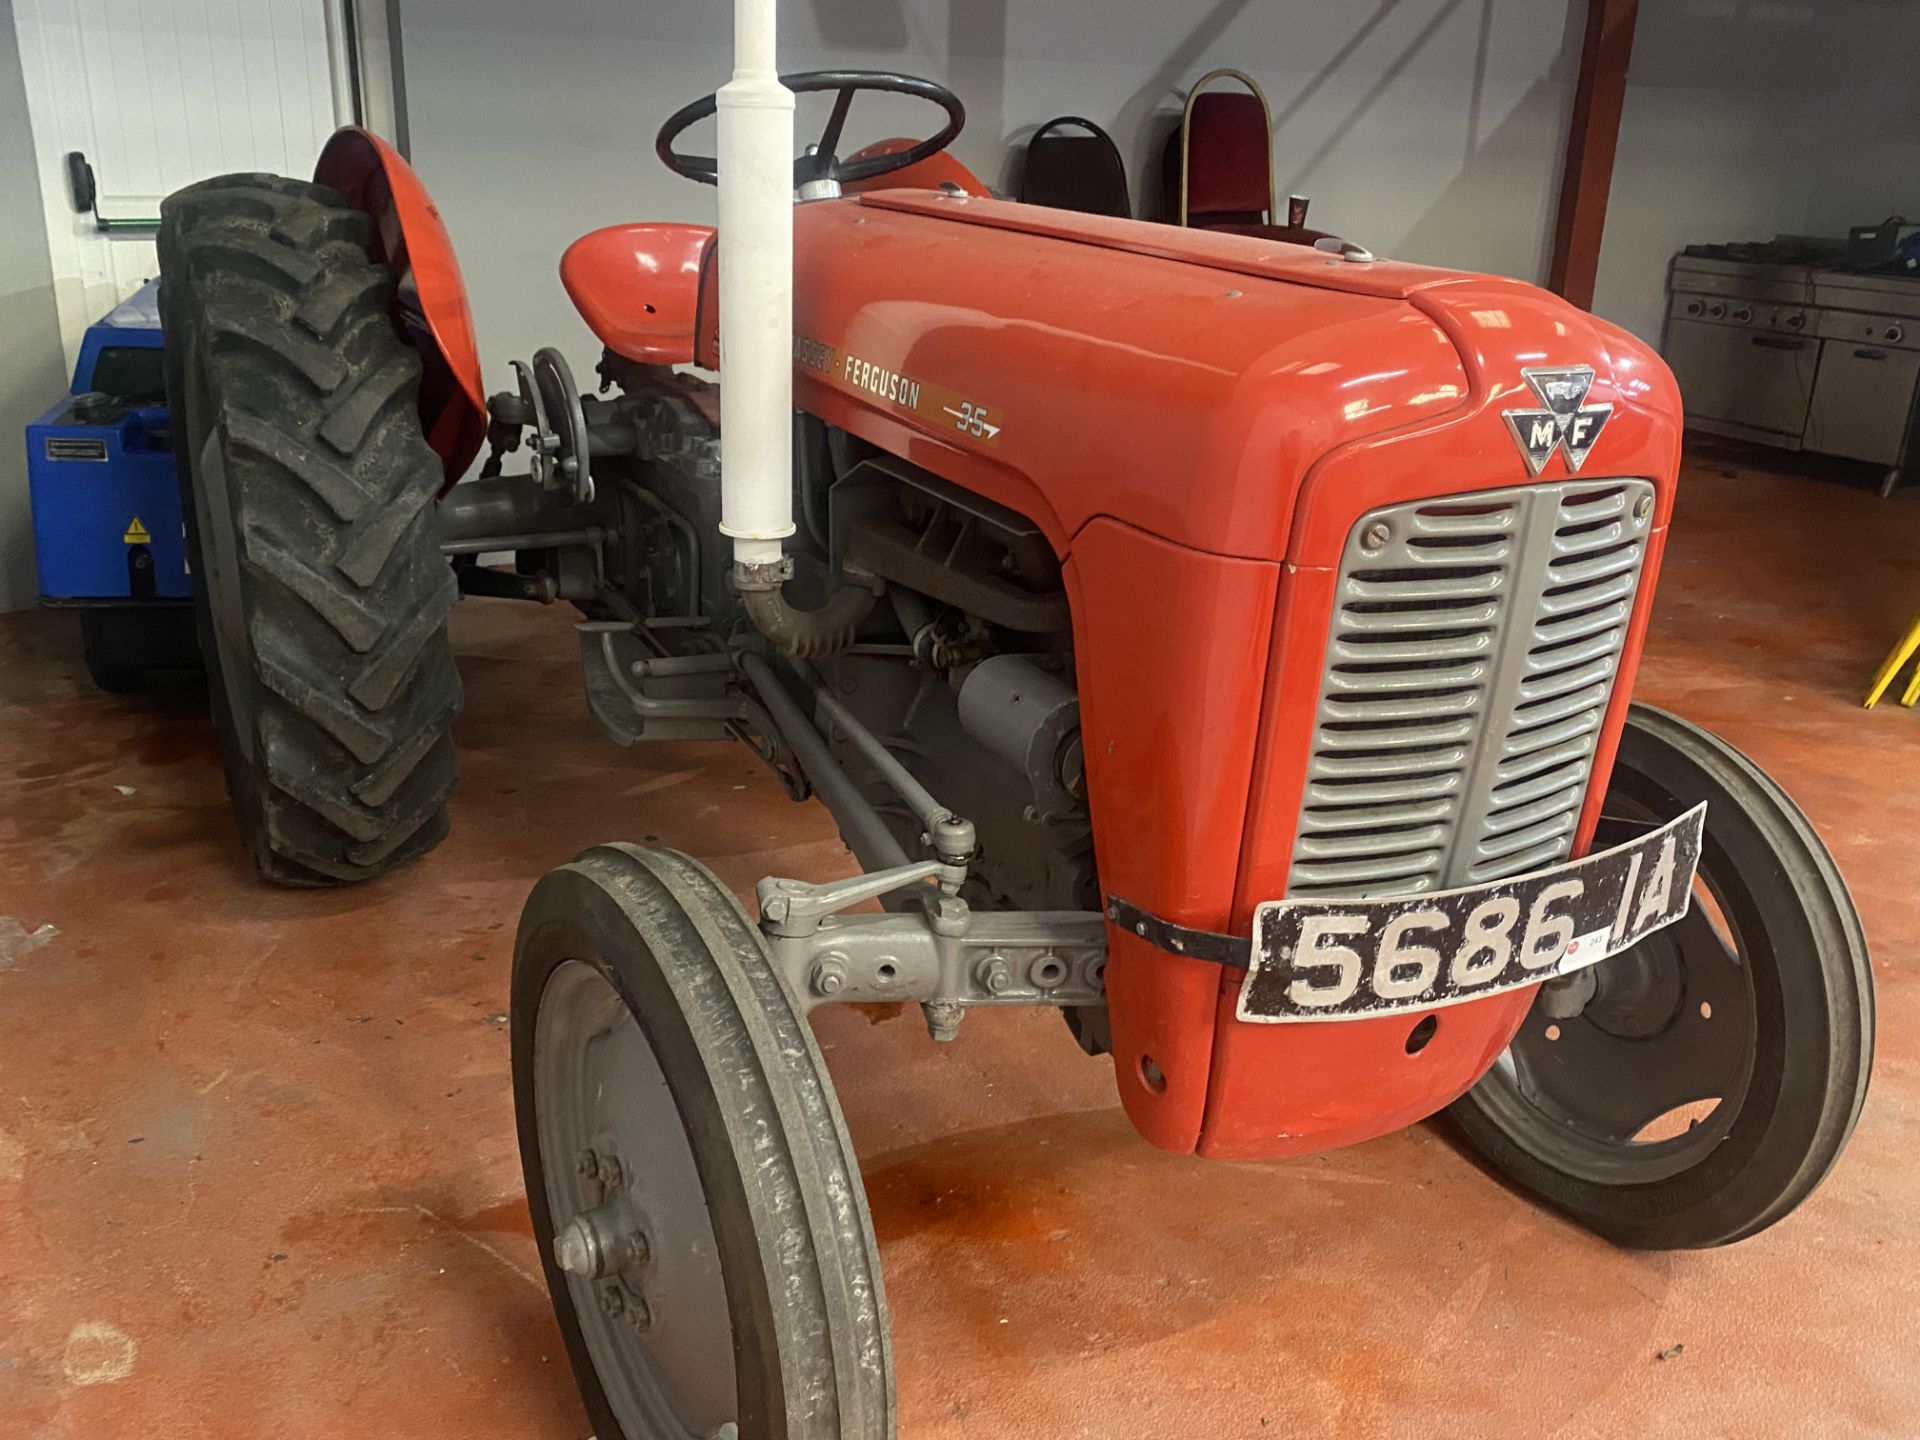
[1162,68,1330,247]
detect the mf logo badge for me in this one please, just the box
[1502,365,1612,476]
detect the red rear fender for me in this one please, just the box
[315,128,487,485]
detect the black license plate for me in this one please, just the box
[1236,804,1706,1023]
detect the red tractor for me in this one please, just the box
[154,14,1871,1438]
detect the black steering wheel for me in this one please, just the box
[655,70,965,189]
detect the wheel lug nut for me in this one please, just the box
[575,1148,599,1179]
[597,1155,624,1189]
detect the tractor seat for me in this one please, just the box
[560,222,716,366]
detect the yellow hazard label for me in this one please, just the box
[123,516,150,544]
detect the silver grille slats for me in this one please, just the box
[1289,479,1655,899]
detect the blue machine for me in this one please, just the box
[25,281,200,690]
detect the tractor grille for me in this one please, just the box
[1288,478,1655,899]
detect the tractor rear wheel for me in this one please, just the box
[1451,704,1873,1248]
[157,174,461,885]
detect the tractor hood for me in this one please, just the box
[790,191,1681,565]
[856,189,1460,302]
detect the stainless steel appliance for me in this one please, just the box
[1665,242,1920,494]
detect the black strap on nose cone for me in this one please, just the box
[1104,896,1252,970]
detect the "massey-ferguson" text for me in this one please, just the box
[842,354,922,410]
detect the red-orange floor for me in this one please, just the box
[2,449,1916,1439]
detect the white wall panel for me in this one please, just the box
[12,0,340,364]
[0,0,71,612]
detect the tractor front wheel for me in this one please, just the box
[513,845,894,1440]
[1451,704,1874,1248]
[157,174,461,885]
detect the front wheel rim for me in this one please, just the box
[1471,799,1760,1186]
[533,959,737,1440]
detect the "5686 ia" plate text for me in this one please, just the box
[1235,804,1706,1024]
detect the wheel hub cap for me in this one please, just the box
[553,1193,651,1279]
[534,959,738,1437]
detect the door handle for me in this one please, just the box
[63,149,160,233]
[1854,348,1891,362]
[65,150,95,212]
[1750,335,1808,351]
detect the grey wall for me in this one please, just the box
[0,0,68,612]
[1595,1,1920,346]
[1800,3,1920,238]
[401,0,1920,393]
[398,0,1589,387]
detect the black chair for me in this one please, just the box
[1019,116,1132,218]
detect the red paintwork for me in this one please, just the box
[795,192,1471,563]
[561,223,716,366]
[314,128,487,484]
[1194,291,1680,1156]
[840,138,991,196]
[865,191,1433,295]
[694,247,721,372]
[1063,521,1278,1149]
[784,192,1683,1156]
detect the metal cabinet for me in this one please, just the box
[1807,343,1920,466]
[1664,315,1818,446]
[1666,253,1920,490]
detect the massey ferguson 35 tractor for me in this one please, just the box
[154,5,1872,1435]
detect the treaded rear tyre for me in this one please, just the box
[158,173,461,885]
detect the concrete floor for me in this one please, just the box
[1,447,1916,1439]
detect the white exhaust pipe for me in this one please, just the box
[716,0,796,579]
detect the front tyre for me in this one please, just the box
[158,174,460,885]
[513,845,893,1440]
[1451,704,1874,1248]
